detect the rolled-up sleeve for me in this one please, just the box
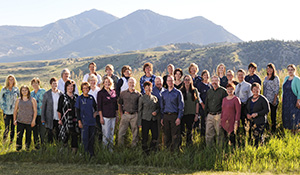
[177,91,184,119]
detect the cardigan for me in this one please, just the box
[245,95,270,125]
[283,76,300,99]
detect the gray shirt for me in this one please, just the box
[138,94,160,126]
[235,81,253,104]
[263,76,280,105]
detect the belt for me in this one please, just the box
[124,111,137,115]
[209,112,221,115]
[164,112,178,115]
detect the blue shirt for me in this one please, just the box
[0,87,19,115]
[140,74,156,94]
[245,74,261,85]
[31,88,46,116]
[160,87,184,119]
[152,86,165,103]
[193,75,202,91]
[75,94,97,126]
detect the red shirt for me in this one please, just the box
[220,96,241,134]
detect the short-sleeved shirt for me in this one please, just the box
[75,94,97,126]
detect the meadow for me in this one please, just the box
[0,66,300,175]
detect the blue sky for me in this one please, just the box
[0,0,299,41]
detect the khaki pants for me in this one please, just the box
[118,113,139,147]
[205,113,221,147]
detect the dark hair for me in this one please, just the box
[88,62,96,68]
[143,62,153,73]
[64,80,76,94]
[143,81,153,89]
[237,69,246,75]
[49,77,58,85]
[31,77,40,85]
[226,82,236,89]
[181,75,197,101]
[121,65,132,77]
[267,63,277,80]
[248,62,257,70]
[81,82,91,91]
[174,68,183,80]
[20,85,31,100]
[251,82,261,91]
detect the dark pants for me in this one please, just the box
[181,114,194,145]
[142,119,158,153]
[16,122,32,151]
[47,120,60,143]
[269,103,278,133]
[220,127,236,147]
[240,104,248,134]
[163,113,181,151]
[32,115,46,148]
[3,114,15,142]
[95,115,103,142]
[251,122,265,147]
[82,125,95,156]
[199,106,206,137]
[64,127,78,148]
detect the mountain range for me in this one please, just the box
[0,9,242,62]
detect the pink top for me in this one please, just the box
[220,96,241,134]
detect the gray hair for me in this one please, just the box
[61,68,70,78]
[155,76,163,82]
[128,77,136,84]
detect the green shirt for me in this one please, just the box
[183,89,200,115]
[138,94,160,126]
[205,86,228,115]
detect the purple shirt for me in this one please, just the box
[220,96,241,134]
[97,89,118,118]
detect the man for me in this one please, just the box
[41,78,63,143]
[57,68,79,95]
[235,69,253,132]
[204,75,228,146]
[152,76,166,145]
[118,77,141,147]
[160,75,184,151]
[31,78,46,149]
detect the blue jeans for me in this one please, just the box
[82,125,95,156]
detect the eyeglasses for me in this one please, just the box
[288,69,295,71]
[184,79,190,81]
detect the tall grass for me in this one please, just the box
[0,67,300,173]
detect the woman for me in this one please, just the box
[30,77,46,149]
[189,63,202,89]
[88,74,102,143]
[116,65,132,97]
[102,64,119,89]
[138,81,159,153]
[57,80,79,153]
[41,77,63,143]
[216,63,228,88]
[180,75,200,145]
[245,62,261,85]
[245,83,270,146]
[174,68,183,89]
[263,63,280,133]
[220,83,241,147]
[98,76,118,150]
[13,85,37,151]
[0,74,19,144]
[282,64,300,132]
[140,62,156,94]
[76,82,97,157]
[82,62,102,87]
[163,64,174,89]
[226,70,239,86]
[198,70,212,136]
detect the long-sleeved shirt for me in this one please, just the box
[97,89,118,118]
[31,88,46,116]
[75,94,97,126]
[160,88,184,119]
[220,76,228,88]
[245,95,270,125]
[235,80,253,104]
[263,76,280,105]
[204,86,228,115]
[138,94,160,126]
[102,74,119,89]
[118,89,141,114]
[83,73,102,86]
[245,74,261,85]
[221,96,241,134]
[57,78,79,95]
[140,74,156,94]
[0,87,19,115]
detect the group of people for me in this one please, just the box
[1,61,300,156]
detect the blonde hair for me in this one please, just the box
[227,70,234,76]
[216,63,226,77]
[87,74,98,83]
[188,63,199,74]
[5,74,17,88]
[102,76,114,89]
[287,64,298,76]
[105,64,114,72]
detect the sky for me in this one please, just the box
[0,0,299,41]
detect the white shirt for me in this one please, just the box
[120,77,129,92]
[83,73,102,86]
[58,78,79,95]
[88,86,101,104]
[51,91,60,120]
[235,80,253,104]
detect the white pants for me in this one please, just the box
[102,117,116,149]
